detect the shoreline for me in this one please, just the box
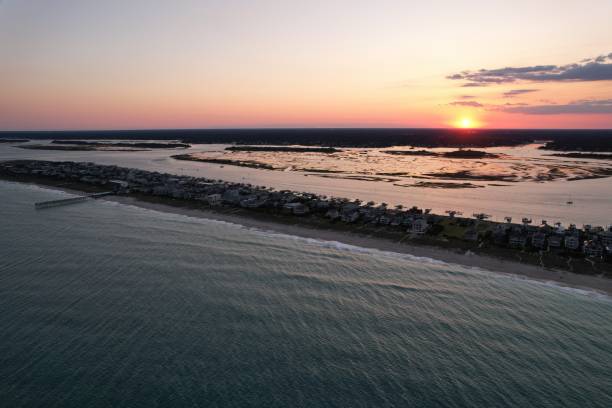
[6,177,612,297]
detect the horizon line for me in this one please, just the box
[2,127,612,133]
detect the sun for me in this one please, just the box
[457,117,474,128]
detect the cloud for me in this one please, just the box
[594,55,608,63]
[502,102,529,107]
[502,89,539,98]
[459,95,476,99]
[449,100,483,108]
[447,53,612,86]
[500,99,612,115]
[485,102,529,111]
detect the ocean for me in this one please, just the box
[1,180,611,407]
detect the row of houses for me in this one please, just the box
[2,159,611,259]
[1,160,435,233]
[490,221,612,257]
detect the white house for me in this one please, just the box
[206,193,222,206]
[411,218,429,235]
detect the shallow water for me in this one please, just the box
[1,181,611,407]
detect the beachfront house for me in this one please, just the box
[492,224,509,244]
[283,202,309,216]
[109,179,129,193]
[583,240,604,258]
[464,228,479,241]
[325,208,340,221]
[599,227,612,247]
[341,211,360,223]
[314,200,331,211]
[509,234,527,248]
[390,216,403,227]
[411,218,429,235]
[360,208,378,223]
[378,215,392,225]
[241,197,268,209]
[341,203,360,213]
[222,189,242,205]
[548,234,563,250]
[531,231,547,249]
[564,234,581,251]
[206,194,222,206]
[340,203,361,223]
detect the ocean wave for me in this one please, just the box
[98,198,450,267]
[505,274,612,302]
[464,262,612,302]
[26,190,612,302]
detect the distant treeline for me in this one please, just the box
[548,153,612,160]
[539,137,612,152]
[1,128,612,149]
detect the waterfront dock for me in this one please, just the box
[35,192,113,209]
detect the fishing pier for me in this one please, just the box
[34,192,114,209]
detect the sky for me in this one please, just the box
[1,0,611,130]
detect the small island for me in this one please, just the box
[226,146,341,153]
[385,150,439,156]
[172,154,275,170]
[423,170,518,182]
[442,149,500,159]
[386,149,500,159]
[395,181,485,189]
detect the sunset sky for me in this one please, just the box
[1,0,611,130]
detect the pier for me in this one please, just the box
[35,192,113,209]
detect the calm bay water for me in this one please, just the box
[1,180,611,407]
